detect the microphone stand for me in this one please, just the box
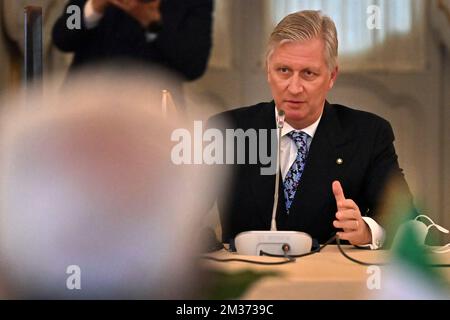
[270,110,285,231]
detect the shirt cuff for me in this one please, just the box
[84,0,104,29]
[358,217,386,250]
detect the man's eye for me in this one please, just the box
[278,67,289,73]
[304,70,316,77]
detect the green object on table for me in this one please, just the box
[203,269,280,300]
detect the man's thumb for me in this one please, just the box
[332,180,346,204]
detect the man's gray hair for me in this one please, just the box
[266,10,338,71]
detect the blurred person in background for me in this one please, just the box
[52,0,214,109]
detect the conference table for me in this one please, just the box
[203,245,450,299]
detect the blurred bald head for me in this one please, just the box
[0,69,214,299]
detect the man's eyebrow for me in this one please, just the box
[272,60,321,68]
[301,66,321,71]
[272,64,321,72]
[272,62,290,66]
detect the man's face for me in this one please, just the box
[267,37,338,129]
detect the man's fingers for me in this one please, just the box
[149,0,161,8]
[336,220,372,246]
[332,180,345,204]
[336,198,358,210]
[333,219,359,231]
[109,0,136,10]
[335,209,358,221]
[109,0,127,10]
[336,231,358,242]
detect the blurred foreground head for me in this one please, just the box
[0,69,218,299]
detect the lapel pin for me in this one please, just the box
[336,158,343,165]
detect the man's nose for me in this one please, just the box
[287,75,304,95]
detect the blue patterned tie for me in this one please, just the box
[283,131,309,213]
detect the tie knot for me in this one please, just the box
[287,131,308,149]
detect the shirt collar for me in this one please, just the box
[274,106,323,138]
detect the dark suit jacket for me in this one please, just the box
[209,101,414,244]
[52,0,213,81]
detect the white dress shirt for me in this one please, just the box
[275,107,385,249]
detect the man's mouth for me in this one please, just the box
[284,100,306,105]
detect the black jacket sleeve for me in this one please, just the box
[362,118,416,221]
[152,0,213,80]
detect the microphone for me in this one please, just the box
[270,109,285,231]
[234,108,313,256]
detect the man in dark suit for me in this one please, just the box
[210,10,414,248]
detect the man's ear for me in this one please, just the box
[328,66,339,90]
